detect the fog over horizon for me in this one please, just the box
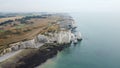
[0,0,120,13]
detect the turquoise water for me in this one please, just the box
[37,13,120,68]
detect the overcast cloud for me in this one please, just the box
[0,0,120,12]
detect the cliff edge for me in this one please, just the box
[0,13,82,68]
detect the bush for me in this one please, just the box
[0,20,14,26]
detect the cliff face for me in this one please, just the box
[56,30,72,44]
[0,31,81,56]
[0,14,82,56]
[0,14,82,68]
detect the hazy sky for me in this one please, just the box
[0,0,120,12]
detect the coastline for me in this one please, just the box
[0,13,82,68]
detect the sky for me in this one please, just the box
[0,0,120,13]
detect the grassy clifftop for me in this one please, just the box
[0,13,64,53]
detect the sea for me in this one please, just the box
[36,12,120,68]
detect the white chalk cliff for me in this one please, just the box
[0,15,82,61]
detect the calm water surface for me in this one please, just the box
[36,13,120,68]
